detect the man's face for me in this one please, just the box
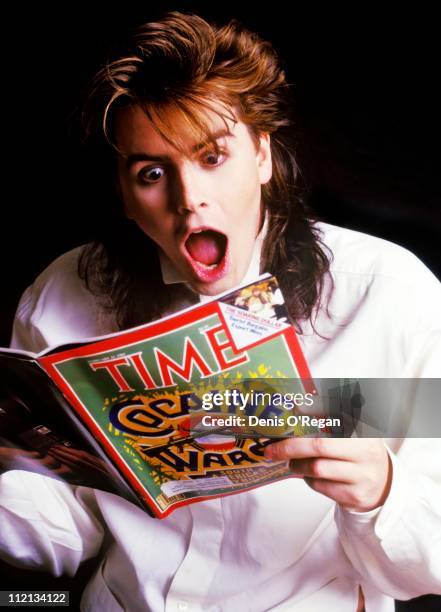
[115,105,272,295]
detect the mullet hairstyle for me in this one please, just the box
[79,11,332,331]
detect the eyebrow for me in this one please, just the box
[123,129,234,171]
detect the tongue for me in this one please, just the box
[186,231,225,265]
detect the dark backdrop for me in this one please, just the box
[1,2,440,345]
[1,3,440,609]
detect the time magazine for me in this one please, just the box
[0,275,318,518]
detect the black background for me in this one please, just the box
[2,2,440,345]
[1,2,440,608]
[1,2,440,347]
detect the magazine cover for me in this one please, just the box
[0,275,318,518]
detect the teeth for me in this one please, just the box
[199,262,218,270]
[193,229,203,234]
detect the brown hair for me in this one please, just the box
[79,11,332,330]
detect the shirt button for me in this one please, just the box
[177,602,189,611]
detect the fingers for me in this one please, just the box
[289,458,357,483]
[264,437,357,461]
[13,452,63,474]
[19,450,42,459]
[8,449,68,471]
[264,438,391,511]
[48,446,109,473]
[1,447,80,478]
[37,454,63,469]
[46,450,79,471]
[51,464,74,477]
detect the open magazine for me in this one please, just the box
[0,274,319,518]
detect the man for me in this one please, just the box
[2,11,441,611]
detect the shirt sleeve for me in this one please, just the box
[0,471,105,577]
[9,285,47,354]
[9,246,112,353]
[335,440,441,599]
[335,325,441,599]
[2,276,106,577]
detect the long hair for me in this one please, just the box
[79,11,332,331]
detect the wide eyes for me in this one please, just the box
[201,150,226,166]
[136,149,226,185]
[138,166,165,184]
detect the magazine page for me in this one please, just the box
[0,352,144,509]
[37,276,318,518]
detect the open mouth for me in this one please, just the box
[185,229,227,267]
[183,229,229,282]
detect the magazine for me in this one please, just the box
[0,274,318,518]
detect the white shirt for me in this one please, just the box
[1,222,441,612]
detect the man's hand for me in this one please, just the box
[264,438,392,512]
[47,445,110,475]
[0,447,70,477]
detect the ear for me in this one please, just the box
[256,133,272,185]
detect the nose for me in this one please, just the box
[175,162,208,215]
